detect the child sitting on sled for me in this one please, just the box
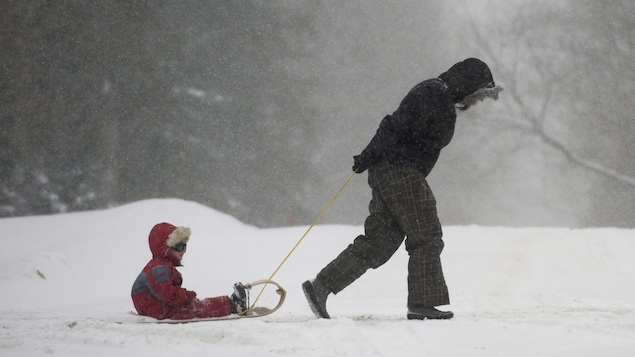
[131,222,248,320]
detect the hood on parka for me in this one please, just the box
[148,222,191,259]
[438,58,495,103]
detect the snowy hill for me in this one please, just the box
[1,199,634,356]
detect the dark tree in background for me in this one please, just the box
[1,1,321,226]
[3,1,634,228]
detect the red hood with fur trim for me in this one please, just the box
[148,222,177,259]
[148,222,191,266]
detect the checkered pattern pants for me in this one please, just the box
[317,161,450,308]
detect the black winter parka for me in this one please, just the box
[355,58,494,177]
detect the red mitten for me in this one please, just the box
[172,288,197,306]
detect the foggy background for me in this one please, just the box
[2,0,634,228]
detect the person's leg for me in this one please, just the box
[304,162,407,318]
[404,213,450,309]
[168,295,232,319]
[197,296,233,317]
[382,168,450,318]
[316,164,406,294]
[364,164,449,309]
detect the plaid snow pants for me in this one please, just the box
[317,161,450,308]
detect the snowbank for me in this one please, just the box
[1,199,634,356]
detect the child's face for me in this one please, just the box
[168,248,185,261]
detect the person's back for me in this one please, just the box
[377,78,457,177]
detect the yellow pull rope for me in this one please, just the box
[244,170,357,314]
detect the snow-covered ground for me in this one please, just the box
[1,198,634,356]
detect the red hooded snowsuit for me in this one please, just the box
[131,222,232,319]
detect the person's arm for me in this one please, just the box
[147,265,197,306]
[353,114,405,173]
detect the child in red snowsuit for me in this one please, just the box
[131,222,247,320]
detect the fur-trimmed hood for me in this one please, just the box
[148,222,191,260]
[438,58,496,103]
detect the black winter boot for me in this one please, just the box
[302,278,330,319]
[407,307,453,320]
[230,282,248,314]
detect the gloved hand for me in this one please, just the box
[352,155,371,173]
[171,288,197,306]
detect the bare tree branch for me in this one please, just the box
[463,3,635,188]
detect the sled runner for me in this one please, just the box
[129,279,286,323]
